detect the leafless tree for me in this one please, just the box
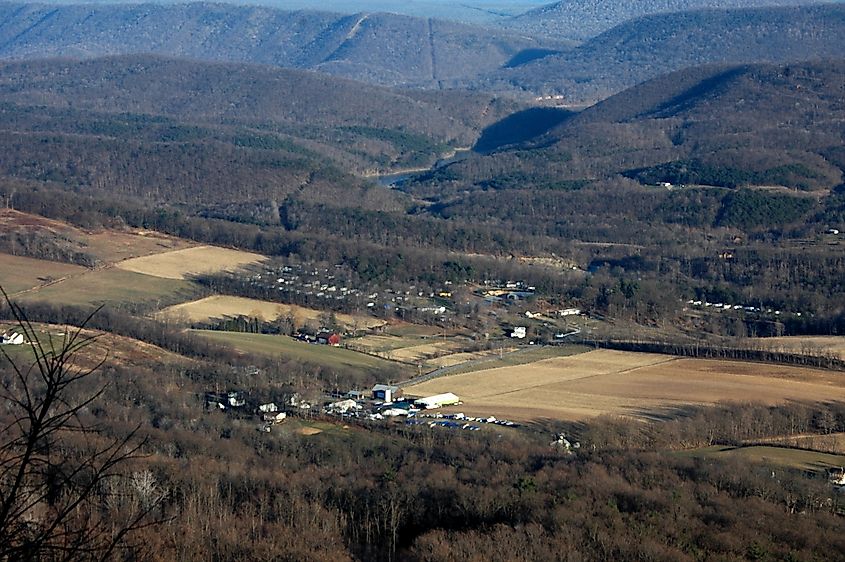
[0,288,162,561]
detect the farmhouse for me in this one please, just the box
[316,331,341,346]
[0,332,24,345]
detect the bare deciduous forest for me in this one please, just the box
[0,3,844,560]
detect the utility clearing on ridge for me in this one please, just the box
[404,349,845,421]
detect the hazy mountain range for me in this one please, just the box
[0,2,561,88]
[479,4,845,102]
[1,2,843,103]
[499,0,841,40]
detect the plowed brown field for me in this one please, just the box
[405,350,845,421]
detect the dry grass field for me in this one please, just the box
[0,321,188,372]
[425,348,516,368]
[115,246,266,280]
[192,330,412,378]
[349,334,473,364]
[0,254,87,294]
[158,295,384,329]
[748,336,845,360]
[684,445,845,472]
[82,230,194,263]
[0,209,193,264]
[405,349,845,421]
[18,268,198,308]
[751,432,845,454]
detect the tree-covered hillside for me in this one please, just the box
[477,4,845,102]
[500,0,836,40]
[0,55,522,182]
[0,2,563,88]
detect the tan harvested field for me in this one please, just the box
[390,341,467,362]
[0,254,87,294]
[82,230,194,263]
[426,348,515,368]
[351,334,421,352]
[349,334,471,363]
[115,246,266,280]
[749,336,845,360]
[0,209,193,263]
[159,295,384,329]
[404,349,845,421]
[0,322,188,372]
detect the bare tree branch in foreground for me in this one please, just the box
[0,287,164,561]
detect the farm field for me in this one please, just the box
[349,333,468,362]
[192,330,413,378]
[115,245,266,280]
[159,295,385,329]
[18,268,198,308]
[0,321,188,371]
[0,209,193,263]
[404,349,845,421]
[682,445,845,472]
[750,432,845,455]
[426,348,516,368]
[749,336,845,360]
[0,253,86,294]
[81,229,194,263]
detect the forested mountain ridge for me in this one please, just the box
[0,55,528,217]
[500,0,837,40]
[0,56,514,145]
[0,55,520,176]
[478,4,845,102]
[417,60,845,201]
[0,2,562,88]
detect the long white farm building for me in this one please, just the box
[414,393,461,409]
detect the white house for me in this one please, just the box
[327,399,360,414]
[510,326,527,339]
[0,332,24,345]
[263,411,287,424]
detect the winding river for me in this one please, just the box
[372,148,474,187]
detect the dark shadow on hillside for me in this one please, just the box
[474,107,576,153]
[644,66,748,118]
[504,48,563,68]
[626,404,705,422]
